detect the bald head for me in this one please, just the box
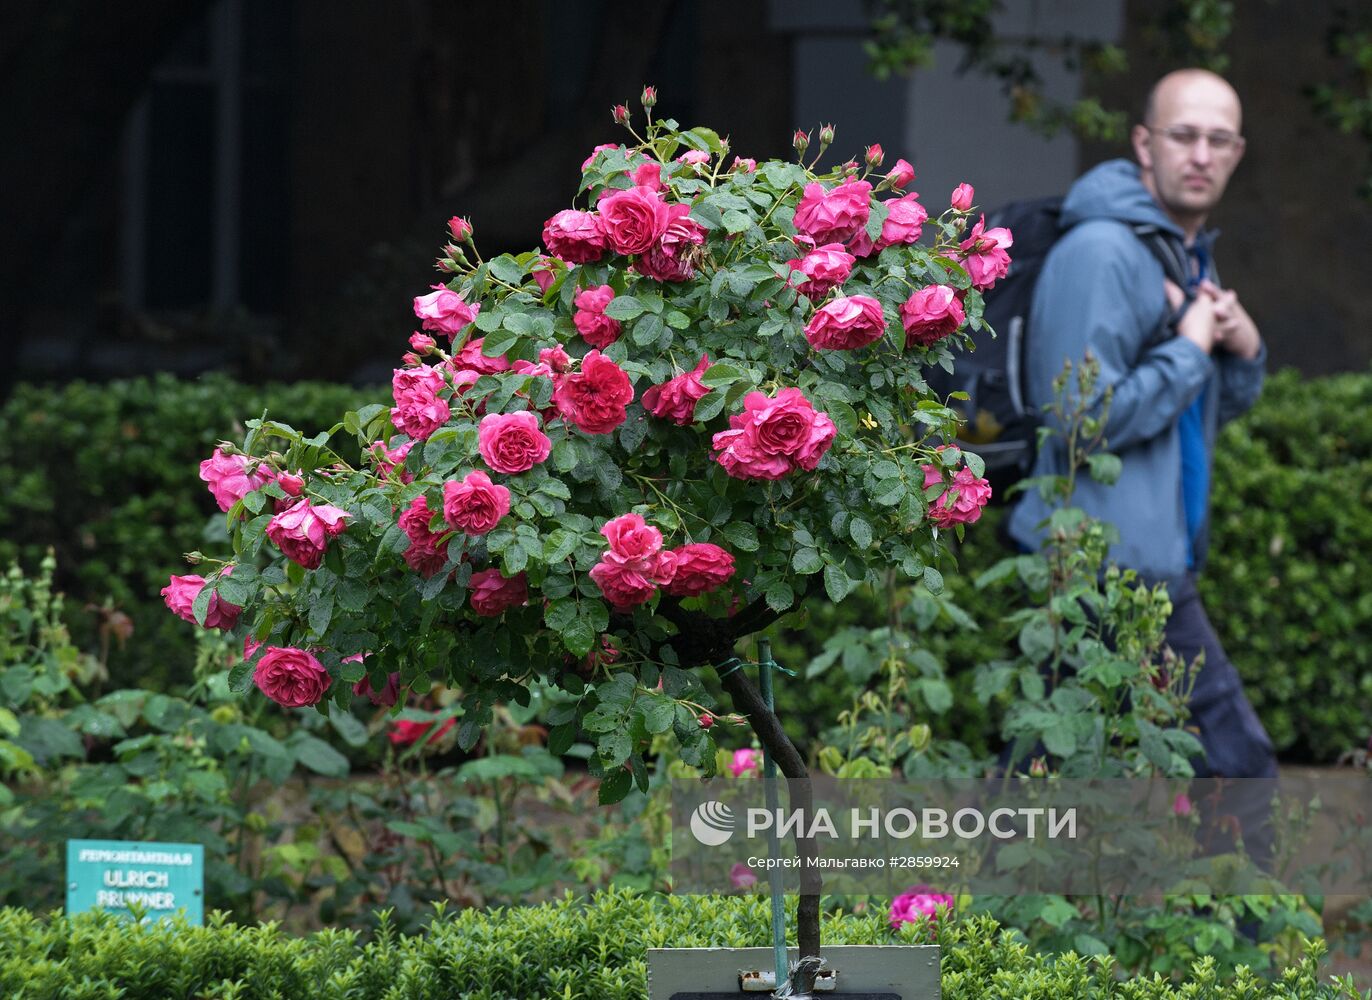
[1132,69,1246,239]
[1144,69,1243,132]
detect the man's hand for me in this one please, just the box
[1199,279,1263,360]
[1164,279,1219,355]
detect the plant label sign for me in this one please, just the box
[66,840,204,925]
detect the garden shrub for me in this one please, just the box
[0,890,1360,1000]
[0,375,382,690]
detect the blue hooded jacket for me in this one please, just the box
[1005,159,1266,580]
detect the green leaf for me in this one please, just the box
[631,313,665,346]
[722,209,754,234]
[765,582,794,613]
[826,399,859,437]
[328,704,370,747]
[547,721,576,756]
[719,521,759,552]
[191,583,214,627]
[598,729,632,768]
[291,735,349,777]
[638,697,677,735]
[923,566,944,594]
[598,767,633,805]
[918,678,954,714]
[480,328,520,357]
[605,295,646,321]
[561,617,596,658]
[791,548,824,575]
[849,517,873,550]
[700,363,743,389]
[823,564,855,603]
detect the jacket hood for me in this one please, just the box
[1060,159,1183,236]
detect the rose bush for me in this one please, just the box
[164,102,998,817]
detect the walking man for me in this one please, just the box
[1007,69,1278,790]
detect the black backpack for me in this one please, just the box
[928,196,1192,498]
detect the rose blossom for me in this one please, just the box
[589,512,678,609]
[452,337,512,375]
[889,885,955,929]
[712,388,836,481]
[477,411,552,474]
[442,470,511,535]
[371,439,413,481]
[468,568,528,616]
[959,215,1014,290]
[391,365,451,441]
[642,355,711,425]
[398,495,448,577]
[793,179,872,245]
[788,243,856,300]
[408,332,436,354]
[876,192,928,249]
[600,513,664,561]
[950,183,974,212]
[572,284,622,349]
[542,208,606,264]
[731,156,758,173]
[390,716,455,747]
[636,203,706,282]
[354,671,401,708]
[267,498,351,569]
[730,862,758,890]
[676,149,710,167]
[161,571,241,630]
[254,646,331,708]
[588,558,662,609]
[922,465,993,528]
[199,448,272,513]
[413,285,480,337]
[803,295,887,351]
[553,350,634,435]
[899,285,966,348]
[531,255,559,294]
[665,543,735,597]
[729,748,761,777]
[581,142,621,172]
[596,184,670,256]
[631,161,664,192]
[886,158,915,190]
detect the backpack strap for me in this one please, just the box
[1132,225,1196,341]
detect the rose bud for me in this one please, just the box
[1029,757,1048,777]
[818,123,836,147]
[792,129,810,155]
[640,85,657,108]
[864,143,884,168]
[447,216,473,242]
[950,183,974,212]
[408,332,437,354]
[277,472,304,497]
[698,713,715,728]
[611,103,630,125]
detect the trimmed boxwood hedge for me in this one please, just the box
[0,890,1361,999]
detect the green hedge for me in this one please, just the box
[0,891,1359,999]
[0,375,381,690]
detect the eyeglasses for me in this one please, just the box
[1147,125,1246,153]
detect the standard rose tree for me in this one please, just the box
[164,97,1003,963]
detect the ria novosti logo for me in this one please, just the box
[689,801,736,846]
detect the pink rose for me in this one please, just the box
[712,388,836,480]
[950,183,974,212]
[665,543,735,597]
[391,365,451,442]
[793,179,872,245]
[636,203,706,282]
[922,465,992,528]
[886,158,915,191]
[730,862,758,890]
[589,557,661,610]
[553,350,634,435]
[254,647,331,708]
[539,345,572,373]
[788,243,856,300]
[1173,792,1193,817]
[572,284,622,349]
[468,568,528,616]
[409,332,437,354]
[267,499,351,569]
[959,215,1013,290]
[600,513,664,561]
[442,470,511,536]
[398,495,448,577]
[531,256,560,294]
[596,184,671,256]
[161,571,241,631]
[477,411,552,474]
[413,285,480,337]
[354,671,401,708]
[642,354,711,425]
[899,285,966,348]
[371,439,414,481]
[581,143,621,172]
[731,157,758,173]
[452,337,512,375]
[889,885,954,929]
[632,161,664,192]
[447,216,472,242]
[276,473,304,499]
[876,193,927,250]
[729,748,760,777]
[803,295,887,351]
[199,448,272,513]
[542,209,607,264]
[676,149,710,168]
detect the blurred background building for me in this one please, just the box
[4,0,1369,394]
